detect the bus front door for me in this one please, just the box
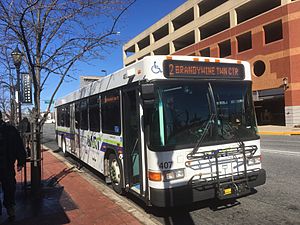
[123,89,142,195]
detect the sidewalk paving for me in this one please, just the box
[0,148,155,225]
[258,125,300,135]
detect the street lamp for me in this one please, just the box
[11,46,23,126]
[283,77,289,90]
[101,69,107,76]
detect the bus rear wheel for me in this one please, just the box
[108,154,124,195]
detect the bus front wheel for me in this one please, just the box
[108,154,124,195]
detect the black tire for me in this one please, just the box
[108,154,124,195]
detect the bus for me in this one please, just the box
[55,55,266,207]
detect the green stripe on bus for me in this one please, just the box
[103,138,123,147]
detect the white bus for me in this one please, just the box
[55,55,266,207]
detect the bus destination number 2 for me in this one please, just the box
[159,161,173,169]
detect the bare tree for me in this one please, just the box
[0,46,17,125]
[0,0,136,193]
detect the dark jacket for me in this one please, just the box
[0,120,26,177]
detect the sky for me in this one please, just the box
[40,0,186,111]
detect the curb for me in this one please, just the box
[258,131,300,136]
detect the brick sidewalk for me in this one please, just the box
[0,149,144,225]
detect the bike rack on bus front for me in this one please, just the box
[186,145,258,199]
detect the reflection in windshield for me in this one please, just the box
[149,81,257,150]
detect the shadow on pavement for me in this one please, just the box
[148,198,242,225]
[0,178,77,225]
[126,190,258,225]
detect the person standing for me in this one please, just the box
[0,111,26,220]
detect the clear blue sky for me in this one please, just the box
[41,0,186,111]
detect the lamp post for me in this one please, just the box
[283,77,289,91]
[11,46,23,126]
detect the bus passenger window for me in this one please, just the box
[89,95,100,132]
[65,104,70,127]
[80,99,88,130]
[75,102,80,129]
[101,91,121,135]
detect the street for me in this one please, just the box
[42,124,300,225]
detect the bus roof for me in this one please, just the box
[55,55,251,107]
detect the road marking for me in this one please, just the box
[261,148,300,157]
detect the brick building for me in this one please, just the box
[123,0,300,127]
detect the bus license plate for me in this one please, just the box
[224,188,232,195]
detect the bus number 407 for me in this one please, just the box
[159,161,173,169]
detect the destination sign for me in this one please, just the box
[163,60,245,80]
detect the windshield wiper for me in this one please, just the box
[187,113,216,160]
[187,83,217,160]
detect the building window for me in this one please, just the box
[253,60,266,77]
[219,39,231,58]
[172,8,194,31]
[173,31,195,51]
[198,0,228,16]
[153,44,170,55]
[89,95,100,132]
[237,31,252,52]
[101,90,121,135]
[138,36,150,50]
[153,24,168,42]
[236,0,281,24]
[199,13,230,40]
[125,45,135,57]
[264,20,283,44]
[199,47,210,57]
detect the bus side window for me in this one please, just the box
[75,102,80,129]
[80,99,88,130]
[101,90,121,135]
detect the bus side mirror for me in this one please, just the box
[141,83,155,108]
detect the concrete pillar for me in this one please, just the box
[230,9,237,28]
[281,0,292,5]
[194,3,201,43]
[194,2,199,19]
[150,33,155,44]
[169,42,175,54]
[168,20,174,34]
[135,43,139,53]
[195,28,201,43]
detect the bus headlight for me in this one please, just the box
[247,155,261,165]
[163,169,185,181]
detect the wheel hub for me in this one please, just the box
[110,159,120,184]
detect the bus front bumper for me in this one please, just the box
[149,169,266,207]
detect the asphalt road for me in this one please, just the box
[42,124,300,225]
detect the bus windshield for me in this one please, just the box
[149,81,258,150]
